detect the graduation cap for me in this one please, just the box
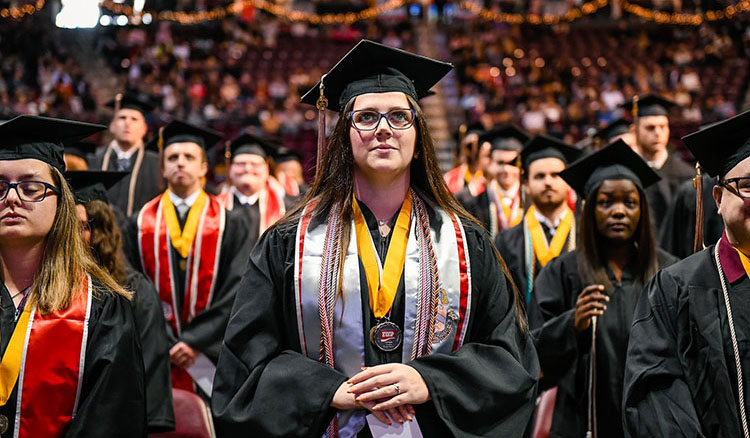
[65,170,129,204]
[106,92,157,116]
[300,39,453,113]
[521,134,584,172]
[595,118,631,143]
[479,124,530,153]
[0,115,107,173]
[65,141,98,160]
[274,146,303,164]
[560,139,660,198]
[146,120,223,151]
[682,109,750,178]
[224,132,278,162]
[621,94,676,118]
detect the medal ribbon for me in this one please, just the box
[352,191,412,319]
[0,306,32,405]
[525,205,574,267]
[162,190,208,258]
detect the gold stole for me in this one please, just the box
[526,205,574,267]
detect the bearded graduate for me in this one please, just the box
[0,116,146,437]
[122,120,252,397]
[456,124,530,238]
[494,134,583,325]
[528,140,677,438]
[211,40,539,438]
[66,170,174,433]
[623,109,750,437]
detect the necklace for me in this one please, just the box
[377,218,391,237]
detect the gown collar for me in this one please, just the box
[719,231,747,283]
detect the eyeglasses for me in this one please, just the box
[0,181,59,202]
[348,108,417,131]
[721,176,750,199]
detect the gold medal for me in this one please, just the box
[0,414,9,434]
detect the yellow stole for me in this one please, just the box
[161,190,208,258]
[734,248,750,277]
[0,306,32,405]
[351,192,412,318]
[525,205,574,267]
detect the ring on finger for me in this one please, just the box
[393,384,400,395]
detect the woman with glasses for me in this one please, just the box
[212,40,539,438]
[529,141,677,438]
[624,110,750,437]
[0,115,146,437]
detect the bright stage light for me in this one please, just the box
[55,0,100,29]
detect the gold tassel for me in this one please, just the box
[315,74,328,175]
[693,163,704,253]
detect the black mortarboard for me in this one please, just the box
[65,141,98,160]
[146,120,223,151]
[106,92,157,116]
[274,146,303,164]
[300,40,453,113]
[595,118,631,143]
[0,115,106,173]
[479,124,530,152]
[682,109,750,178]
[560,139,660,198]
[521,134,584,172]
[66,170,129,204]
[419,89,437,100]
[225,132,278,161]
[621,94,676,118]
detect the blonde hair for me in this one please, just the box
[30,165,130,314]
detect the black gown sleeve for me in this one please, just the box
[180,210,254,362]
[211,225,348,437]
[622,269,704,437]
[128,269,175,432]
[122,214,143,274]
[408,226,539,437]
[65,289,147,438]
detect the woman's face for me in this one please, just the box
[594,179,641,243]
[0,159,58,248]
[349,92,417,182]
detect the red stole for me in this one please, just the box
[15,275,92,437]
[137,192,225,391]
[444,164,485,196]
[216,178,286,236]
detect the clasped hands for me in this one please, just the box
[330,363,431,426]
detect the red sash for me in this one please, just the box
[444,165,466,194]
[137,192,225,391]
[216,178,285,236]
[16,276,91,437]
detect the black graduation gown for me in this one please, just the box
[644,152,695,236]
[0,282,147,437]
[89,145,163,216]
[455,186,491,232]
[127,268,175,432]
[529,249,677,438]
[123,204,253,364]
[211,201,540,438]
[229,193,297,245]
[623,244,750,437]
[659,174,724,259]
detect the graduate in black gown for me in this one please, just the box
[273,146,309,198]
[529,140,678,438]
[495,134,583,327]
[622,95,695,235]
[0,115,145,437]
[67,170,175,433]
[456,124,529,238]
[89,93,162,217]
[623,109,750,437]
[212,40,539,438]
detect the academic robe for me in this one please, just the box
[222,192,297,244]
[211,200,540,437]
[495,220,574,329]
[659,174,724,259]
[623,234,750,437]
[123,198,253,365]
[644,152,695,236]
[0,281,147,437]
[529,249,677,438]
[127,268,175,432]
[89,143,163,217]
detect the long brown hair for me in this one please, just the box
[276,94,527,330]
[83,200,129,286]
[577,182,658,289]
[29,166,130,314]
